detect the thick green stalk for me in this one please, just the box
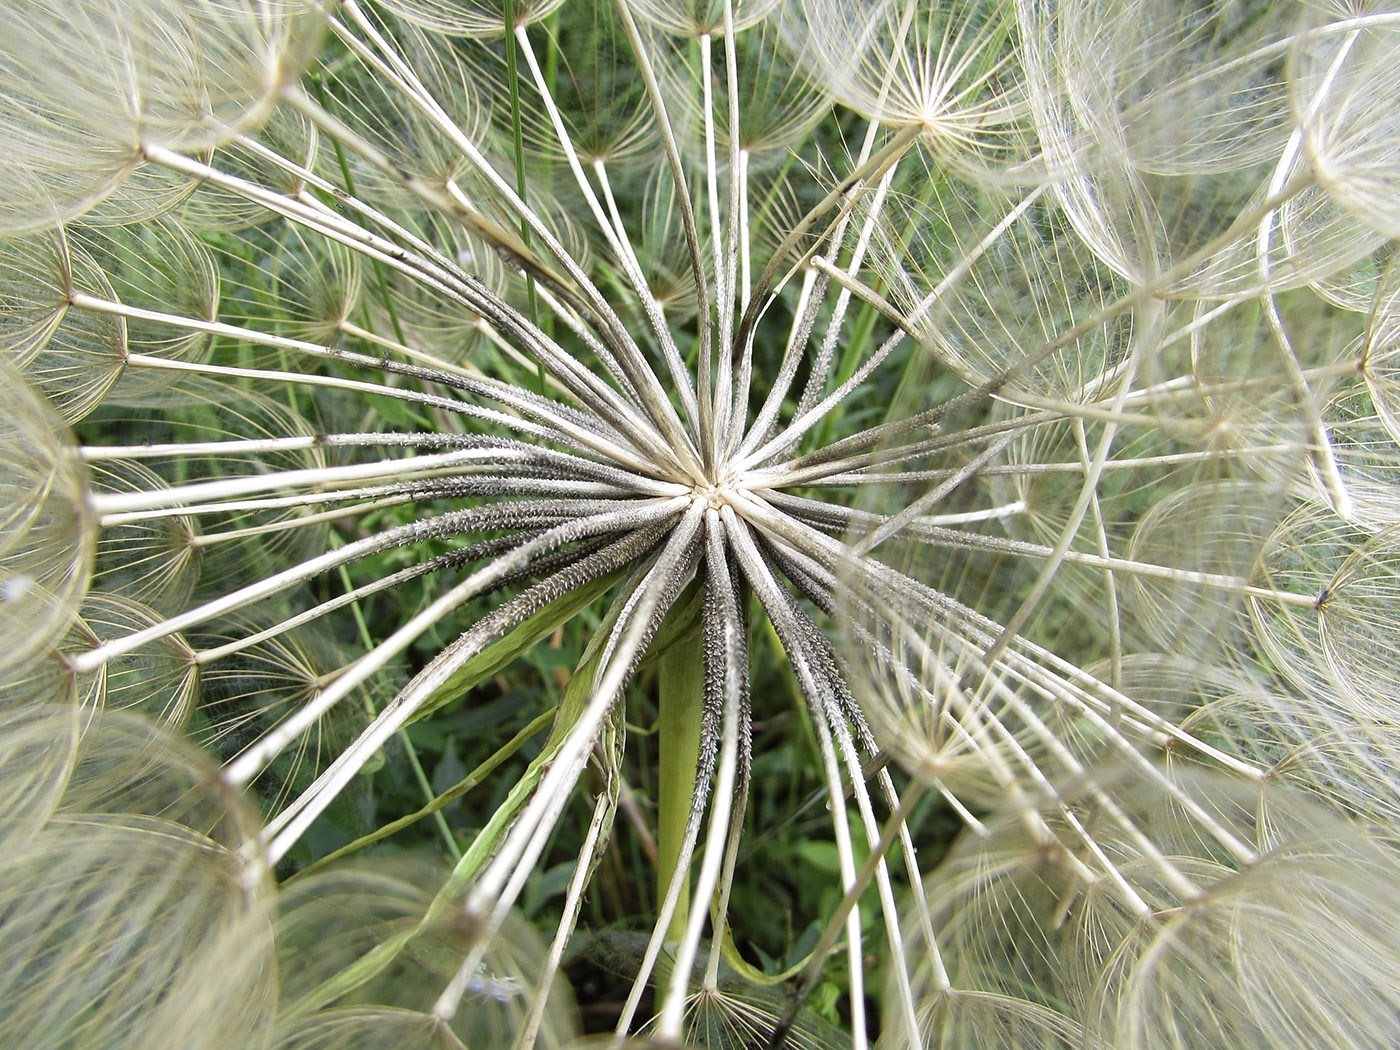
[655,599,707,944]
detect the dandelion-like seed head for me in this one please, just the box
[3,1,1400,1048]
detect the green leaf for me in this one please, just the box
[407,568,623,724]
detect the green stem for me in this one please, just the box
[503,2,546,395]
[655,594,707,944]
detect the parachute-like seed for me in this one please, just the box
[0,709,275,1050]
[629,0,782,37]
[0,361,95,675]
[1083,811,1400,1050]
[181,110,321,234]
[0,228,128,421]
[869,176,1131,399]
[677,979,849,1050]
[1363,254,1400,442]
[376,0,568,38]
[917,767,1400,1050]
[0,591,199,726]
[270,1007,472,1050]
[1295,3,1400,239]
[0,0,325,234]
[1177,687,1400,827]
[88,459,203,614]
[71,216,221,404]
[1,0,1400,1046]
[0,705,82,850]
[275,860,578,1049]
[779,0,1031,174]
[894,988,1098,1050]
[1122,481,1286,652]
[1020,0,1310,290]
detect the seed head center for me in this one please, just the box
[691,474,742,511]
